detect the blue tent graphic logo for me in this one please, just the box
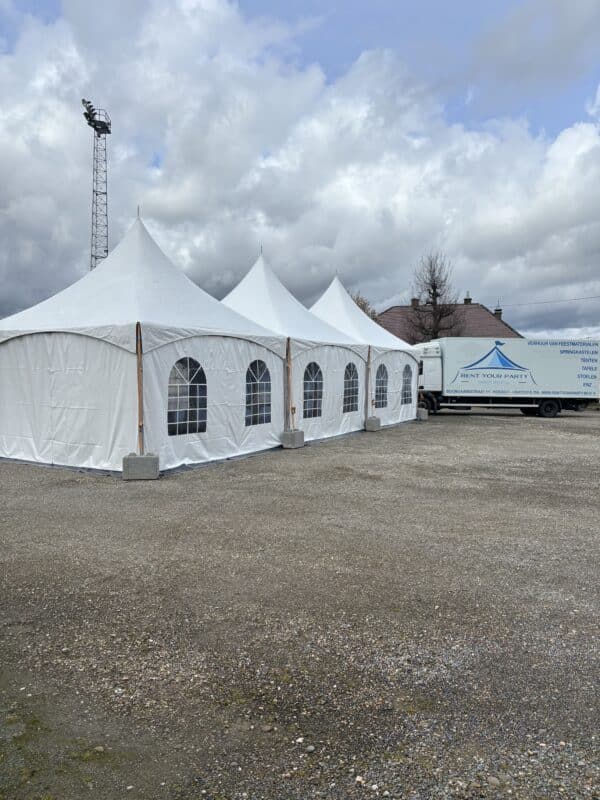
[451,341,536,385]
[462,341,528,372]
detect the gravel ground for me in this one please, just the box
[0,410,598,800]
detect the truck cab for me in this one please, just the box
[416,342,442,412]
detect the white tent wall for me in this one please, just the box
[221,256,370,443]
[369,349,418,426]
[0,333,137,470]
[0,220,290,474]
[289,344,366,441]
[143,336,285,470]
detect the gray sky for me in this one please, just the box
[1,0,599,337]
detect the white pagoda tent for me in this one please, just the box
[0,219,287,471]
[311,276,419,426]
[222,256,369,441]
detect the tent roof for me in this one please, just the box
[222,255,361,348]
[0,219,284,354]
[311,276,412,350]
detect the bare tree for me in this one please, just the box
[351,291,379,321]
[408,253,464,342]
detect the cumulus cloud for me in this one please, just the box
[0,0,599,338]
[473,0,600,87]
[586,83,600,119]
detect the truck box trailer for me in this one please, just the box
[416,337,599,417]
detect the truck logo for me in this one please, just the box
[451,341,537,386]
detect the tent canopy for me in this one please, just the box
[222,255,363,350]
[0,219,284,355]
[311,276,412,350]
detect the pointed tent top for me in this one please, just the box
[0,218,284,355]
[311,275,413,350]
[222,255,362,347]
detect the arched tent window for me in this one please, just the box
[374,364,388,409]
[245,360,271,426]
[303,362,323,418]
[167,357,207,436]
[343,363,359,413]
[402,364,413,405]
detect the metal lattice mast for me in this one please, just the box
[82,99,111,270]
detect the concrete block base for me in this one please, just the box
[365,416,381,432]
[281,429,305,449]
[122,453,160,480]
[417,407,429,421]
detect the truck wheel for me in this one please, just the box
[421,393,438,414]
[538,399,560,418]
[575,402,588,412]
[520,408,537,416]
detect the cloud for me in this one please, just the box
[473,0,600,88]
[0,0,599,338]
[586,83,600,119]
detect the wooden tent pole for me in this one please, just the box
[136,321,144,455]
[364,345,372,426]
[285,337,295,431]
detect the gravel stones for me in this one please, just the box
[1,410,599,798]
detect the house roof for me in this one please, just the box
[377,302,522,344]
[0,218,285,355]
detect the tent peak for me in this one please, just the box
[251,252,269,269]
[246,253,282,285]
[222,253,362,346]
[324,274,356,299]
[97,215,170,272]
[0,214,285,354]
[311,276,413,350]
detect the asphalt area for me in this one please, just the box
[0,409,598,799]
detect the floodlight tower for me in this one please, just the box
[82,98,111,270]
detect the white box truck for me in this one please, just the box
[416,337,599,417]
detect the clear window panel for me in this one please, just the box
[343,362,359,413]
[375,364,388,409]
[303,362,323,419]
[402,364,412,404]
[167,358,207,436]
[245,360,272,426]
